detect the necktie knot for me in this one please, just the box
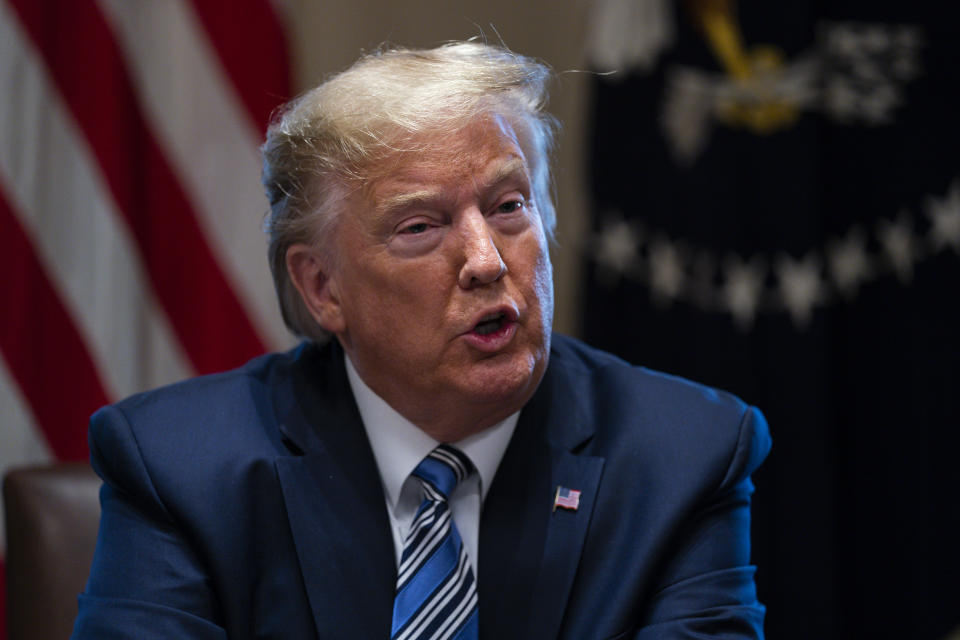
[411,444,473,502]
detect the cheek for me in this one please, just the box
[516,235,554,326]
[532,254,554,325]
[354,261,451,324]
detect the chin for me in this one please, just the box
[456,349,547,408]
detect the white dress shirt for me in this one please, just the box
[344,355,517,573]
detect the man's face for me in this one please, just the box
[323,115,554,437]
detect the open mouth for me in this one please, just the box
[473,312,507,336]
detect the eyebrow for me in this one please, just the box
[374,189,441,216]
[373,156,531,216]
[483,157,529,190]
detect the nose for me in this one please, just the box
[457,211,506,289]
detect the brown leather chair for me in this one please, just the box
[3,462,101,640]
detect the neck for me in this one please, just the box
[342,349,541,444]
[407,405,517,443]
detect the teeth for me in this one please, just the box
[475,322,499,335]
[474,313,504,335]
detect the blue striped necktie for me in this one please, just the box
[390,444,479,640]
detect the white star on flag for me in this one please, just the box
[860,84,900,124]
[827,226,872,297]
[823,77,860,121]
[925,180,960,254]
[862,25,892,53]
[878,212,917,282]
[594,215,641,284]
[648,237,685,305]
[776,252,824,329]
[721,253,766,331]
[826,25,862,58]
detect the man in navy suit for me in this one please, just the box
[73,42,770,639]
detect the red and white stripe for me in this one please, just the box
[0,1,292,634]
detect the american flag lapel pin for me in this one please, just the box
[553,485,581,512]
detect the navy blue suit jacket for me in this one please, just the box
[73,335,771,639]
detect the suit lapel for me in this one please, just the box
[526,449,604,639]
[479,348,605,640]
[272,343,396,640]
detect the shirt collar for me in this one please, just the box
[344,353,518,509]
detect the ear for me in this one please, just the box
[285,243,347,334]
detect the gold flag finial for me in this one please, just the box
[685,0,800,134]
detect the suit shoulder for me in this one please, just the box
[88,346,313,473]
[549,335,770,481]
[108,348,294,418]
[550,334,748,417]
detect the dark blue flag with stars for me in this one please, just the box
[582,1,960,638]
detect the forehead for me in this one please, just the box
[365,115,531,206]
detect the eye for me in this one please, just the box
[496,200,524,214]
[400,222,431,235]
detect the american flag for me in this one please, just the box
[553,486,581,512]
[0,1,292,635]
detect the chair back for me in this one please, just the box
[3,463,101,640]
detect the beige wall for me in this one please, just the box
[282,1,594,337]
